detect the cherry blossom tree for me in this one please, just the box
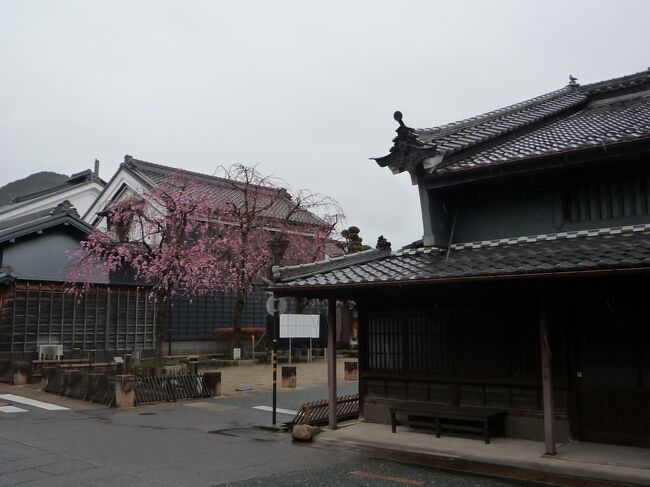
[70,166,342,359]
[212,164,342,351]
[69,173,232,360]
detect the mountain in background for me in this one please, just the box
[0,171,69,206]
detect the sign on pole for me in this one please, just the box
[279,314,320,338]
[265,297,287,316]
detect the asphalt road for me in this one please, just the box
[222,456,521,487]
[0,382,520,487]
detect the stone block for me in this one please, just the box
[344,361,358,381]
[281,365,296,388]
[114,374,135,408]
[203,371,222,397]
[12,362,32,385]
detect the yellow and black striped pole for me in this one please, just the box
[272,297,279,425]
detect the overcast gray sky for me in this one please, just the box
[1,0,649,247]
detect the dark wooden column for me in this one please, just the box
[356,304,365,419]
[539,291,556,455]
[327,298,337,429]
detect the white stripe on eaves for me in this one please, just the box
[252,405,297,416]
[0,394,69,411]
[0,405,28,413]
[448,223,650,251]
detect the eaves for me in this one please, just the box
[421,137,650,190]
[271,265,650,296]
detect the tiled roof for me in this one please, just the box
[272,225,650,289]
[0,201,93,244]
[376,69,650,176]
[124,157,324,226]
[440,92,650,173]
[414,88,587,156]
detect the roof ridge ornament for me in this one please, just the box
[390,111,425,154]
[50,200,78,217]
[123,154,134,168]
[376,235,391,251]
[568,74,579,87]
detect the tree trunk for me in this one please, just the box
[154,294,168,363]
[231,289,245,354]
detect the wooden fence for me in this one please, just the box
[291,394,360,426]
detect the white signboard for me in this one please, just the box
[279,314,320,338]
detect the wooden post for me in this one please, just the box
[327,298,337,429]
[357,307,365,419]
[539,291,556,455]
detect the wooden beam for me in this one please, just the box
[539,291,556,455]
[356,308,365,419]
[327,298,337,429]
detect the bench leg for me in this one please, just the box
[435,418,441,438]
[484,420,489,444]
[391,412,396,433]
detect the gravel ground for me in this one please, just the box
[213,358,356,396]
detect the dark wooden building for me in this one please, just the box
[271,70,650,449]
[0,201,156,361]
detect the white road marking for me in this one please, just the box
[252,405,297,415]
[0,394,69,411]
[0,405,28,413]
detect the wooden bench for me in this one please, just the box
[389,404,506,444]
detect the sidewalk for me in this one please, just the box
[318,421,650,486]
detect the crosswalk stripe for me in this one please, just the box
[0,405,28,413]
[252,405,297,415]
[0,394,69,411]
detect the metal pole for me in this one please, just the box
[309,338,312,363]
[289,338,292,365]
[167,302,172,357]
[272,297,279,425]
[327,298,338,430]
